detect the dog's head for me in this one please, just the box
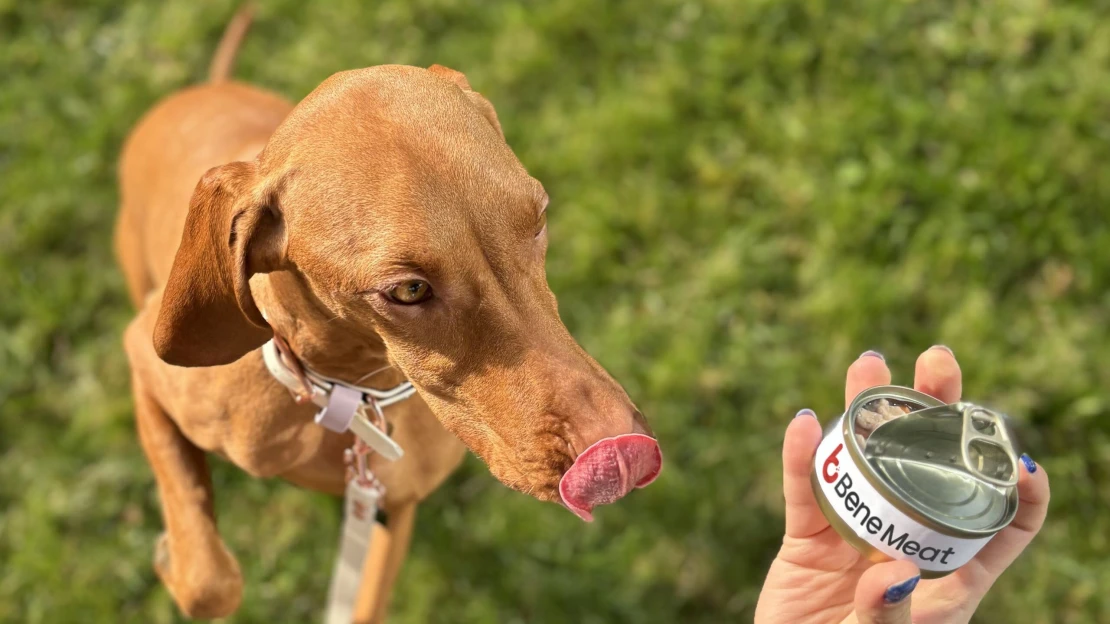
[153,65,660,520]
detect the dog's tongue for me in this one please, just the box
[558,433,662,522]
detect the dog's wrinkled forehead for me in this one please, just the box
[257,65,546,287]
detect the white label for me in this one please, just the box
[813,415,994,573]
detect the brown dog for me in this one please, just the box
[114,7,662,622]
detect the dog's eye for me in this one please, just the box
[386,280,432,305]
[535,212,547,237]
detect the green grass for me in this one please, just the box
[2,0,1109,622]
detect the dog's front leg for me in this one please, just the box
[131,371,244,618]
[352,502,418,624]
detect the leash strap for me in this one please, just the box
[323,478,381,624]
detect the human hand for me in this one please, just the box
[754,347,1050,624]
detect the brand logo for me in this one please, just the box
[830,470,958,565]
[352,500,368,521]
[822,443,843,483]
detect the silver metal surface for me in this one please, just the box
[861,390,1019,534]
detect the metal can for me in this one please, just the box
[811,385,1020,578]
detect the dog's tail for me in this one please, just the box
[208,3,255,83]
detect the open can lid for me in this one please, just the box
[849,386,1020,536]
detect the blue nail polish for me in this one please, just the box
[884,575,920,604]
[1020,453,1037,474]
[859,350,885,361]
[931,344,954,356]
[795,409,816,419]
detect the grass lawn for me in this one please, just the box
[2,1,1108,622]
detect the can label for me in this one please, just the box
[814,415,994,573]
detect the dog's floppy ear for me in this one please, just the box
[428,64,504,138]
[154,161,285,367]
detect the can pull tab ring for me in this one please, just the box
[957,403,1019,488]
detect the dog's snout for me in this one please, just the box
[554,388,661,522]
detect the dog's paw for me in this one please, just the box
[153,532,244,618]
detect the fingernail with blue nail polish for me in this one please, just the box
[931,344,954,356]
[860,350,884,361]
[884,575,920,604]
[1020,453,1037,474]
[795,409,816,420]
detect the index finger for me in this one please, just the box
[846,352,892,409]
[913,346,962,403]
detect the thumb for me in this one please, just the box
[852,560,920,624]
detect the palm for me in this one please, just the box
[754,349,1050,624]
[759,529,869,624]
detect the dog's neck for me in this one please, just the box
[251,271,407,389]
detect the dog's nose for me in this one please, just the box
[558,432,662,522]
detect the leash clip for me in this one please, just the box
[344,439,384,495]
